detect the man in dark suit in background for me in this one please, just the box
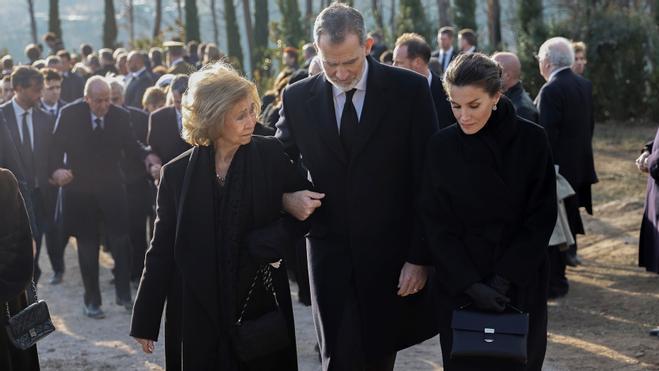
[431,26,456,75]
[492,52,538,123]
[393,32,456,128]
[50,76,150,319]
[39,68,68,119]
[147,75,191,167]
[458,28,478,54]
[0,67,62,285]
[536,37,598,298]
[276,4,438,369]
[124,51,154,109]
[165,42,196,75]
[56,50,85,103]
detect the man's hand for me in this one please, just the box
[397,262,429,297]
[282,190,325,221]
[149,163,162,182]
[50,169,74,187]
[145,153,161,169]
[637,151,650,173]
[134,337,155,354]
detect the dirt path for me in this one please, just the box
[35,122,659,370]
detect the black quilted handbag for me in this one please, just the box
[233,265,289,361]
[4,282,56,350]
[450,304,529,363]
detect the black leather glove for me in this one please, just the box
[465,283,510,312]
[486,274,511,297]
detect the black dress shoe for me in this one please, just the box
[83,304,106,319]
[49,272,63,285]
[116,297,133,311]
[650,327,659,336]
[565,253,579,267]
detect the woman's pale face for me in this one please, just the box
[448,84,501,135]
[220,96,258,145]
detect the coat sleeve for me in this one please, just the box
[494,132,557,286]
[130,166,176,341]
[537,86,562,162]
[0,169,34,303]
[49,108,69,174]
[120,112,148,162]
[419,140,482,295]
[408,79,440,265]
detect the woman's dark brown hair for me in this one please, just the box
[443,52,503,97]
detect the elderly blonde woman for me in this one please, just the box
[130,62,309,370]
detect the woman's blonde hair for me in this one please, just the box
[181,61,261,146]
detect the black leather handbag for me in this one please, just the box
[233,265,289,362]
[450,305,529,363]
[4,282,56,350]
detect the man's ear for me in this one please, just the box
[364,37,374,55]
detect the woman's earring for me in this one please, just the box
[492,105,498,111]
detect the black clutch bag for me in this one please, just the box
[450,305,529,363]
[5,282,56,350]
[233,265,290,362]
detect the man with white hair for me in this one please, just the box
[50,76,150,318]
[535,37,597,298]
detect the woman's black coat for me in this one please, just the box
[420,97,557,370]
[130,136,309,370]
[0,168,40,371]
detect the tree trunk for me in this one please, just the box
[306,0,313,38]
[253,0,269,63]
[241,0,254,74]
[437,0,451,27]
[487,0,501,48]
[390,0,396,33]
[372,0,384,31]
[224,0,245,72]
[49,0,62,39]
[128,0,135,46]
[103,0,118,48]
[185,0,200,42]
[210,0,219,46]
[27,0,38,44]
[153,0,162,39]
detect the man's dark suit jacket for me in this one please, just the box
[121,106,150,184]
[147,106,191,165]
[50,101,146,237]
[536,68,598,229]
[275,56,439,358]
[430,72,456,128]
[431,49,456,75]
[124,70,154,109]
[505,81,538,123]
[60,72,85,103]
[0,102,58,221]
[40,99,68,119]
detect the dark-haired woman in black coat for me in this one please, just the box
[420,53,557,370]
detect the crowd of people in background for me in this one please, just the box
[0,1,631,370]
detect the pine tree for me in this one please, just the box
[517,0,546,96]
[185,0,200,42]
[396,0,432,43]
[487,0,501,49]
[277,0,304,47]
[153,0,162,39]
[49,0,62,39]
[453,0,476,30]
[224,0,244,72]
[103,0,118,48]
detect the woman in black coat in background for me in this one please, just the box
[130,62,310,370]
[0,168,40,371]
[420,53,557,370]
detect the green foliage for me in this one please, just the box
[549,8,659,122]
[224,0,244,73]
[49,0,62,39]
[396,0,432,42]
[184,0,200,43]
[103,0,118,48]
[516,0,546,97]
[276,0,304,47]
[453,0,476,30]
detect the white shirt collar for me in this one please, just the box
[41,99,58,112]
[133,67,146,78]
[466,46,476,54]
[91,112,104,129]
[331,59,369,98]
[12,98,32,117]
[171,58,184,66]
[426,70,433,87]
[441,46,454,56]
[549,66,571,81]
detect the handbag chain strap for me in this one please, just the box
[4,281,38,321]
[236,265,279,325]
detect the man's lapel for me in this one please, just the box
[306,74,348,165]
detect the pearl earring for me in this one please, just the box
[492,105,498,111]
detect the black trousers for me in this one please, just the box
[324,288,397,371]
[32,188,66,283]
[548,242,573,298]
[77,222,132,307]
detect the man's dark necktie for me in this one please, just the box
[340,88,358,155]
[20,112,35,187]
[442,52,449,72]
[93,117,104,141]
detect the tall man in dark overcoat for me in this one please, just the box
[535,37,598,298]
[276,4,439,369]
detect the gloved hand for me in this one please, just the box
[465,282,510,312]
[486,275,511,297]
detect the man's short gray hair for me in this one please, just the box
[537,37,575,69]
[84,75,111,97]
[313,3,366,45]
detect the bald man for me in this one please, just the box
[492,52,538,123]
[50,76,149,318]
[124,51,154,109]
